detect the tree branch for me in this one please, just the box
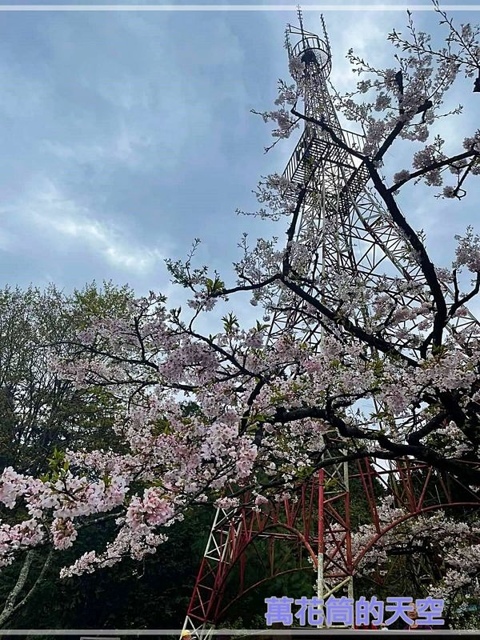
[280,275,418,366]
[363,158,448,351]
[388,149,477,193]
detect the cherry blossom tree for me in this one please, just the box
[1,4,480,608]
[352,505,480,627]
[0,282,133,626]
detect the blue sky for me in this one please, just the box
[0,1,479,320]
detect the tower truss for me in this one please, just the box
[184,460,478,635]
[182,14,480,637]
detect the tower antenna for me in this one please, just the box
[320,14,331,60]
[297,5,305,36]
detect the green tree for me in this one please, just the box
[0,281,133,627]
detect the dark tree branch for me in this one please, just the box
[407,411,448,445]
[388,149,478,193]
[363,160,448,351]
[449,272,480,318]
[281,276,418,366]
[219,274,281,297]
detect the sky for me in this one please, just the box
[0,1,479,323]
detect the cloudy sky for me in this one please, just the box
[0,1,479,317]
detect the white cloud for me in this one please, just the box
[42,124,152,169]
[329,14,394,90]
[12,180,168,275]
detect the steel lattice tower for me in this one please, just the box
[181,15,480,636]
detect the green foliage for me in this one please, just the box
[205,276,225,294]
[0,281,218,630]
[2,504,214,630]
[70,280,133,329]
[0,281,135,627]
[222,313,239,334]
[39,447,69,483]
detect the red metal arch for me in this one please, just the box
[186,458,480,629]
[213,521,319,621]
[187,485,325,626]
[354,500,480,570]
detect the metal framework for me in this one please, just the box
[182,14,480,636]
[184,460,479,635]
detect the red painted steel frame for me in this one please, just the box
[186,457,480,627]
